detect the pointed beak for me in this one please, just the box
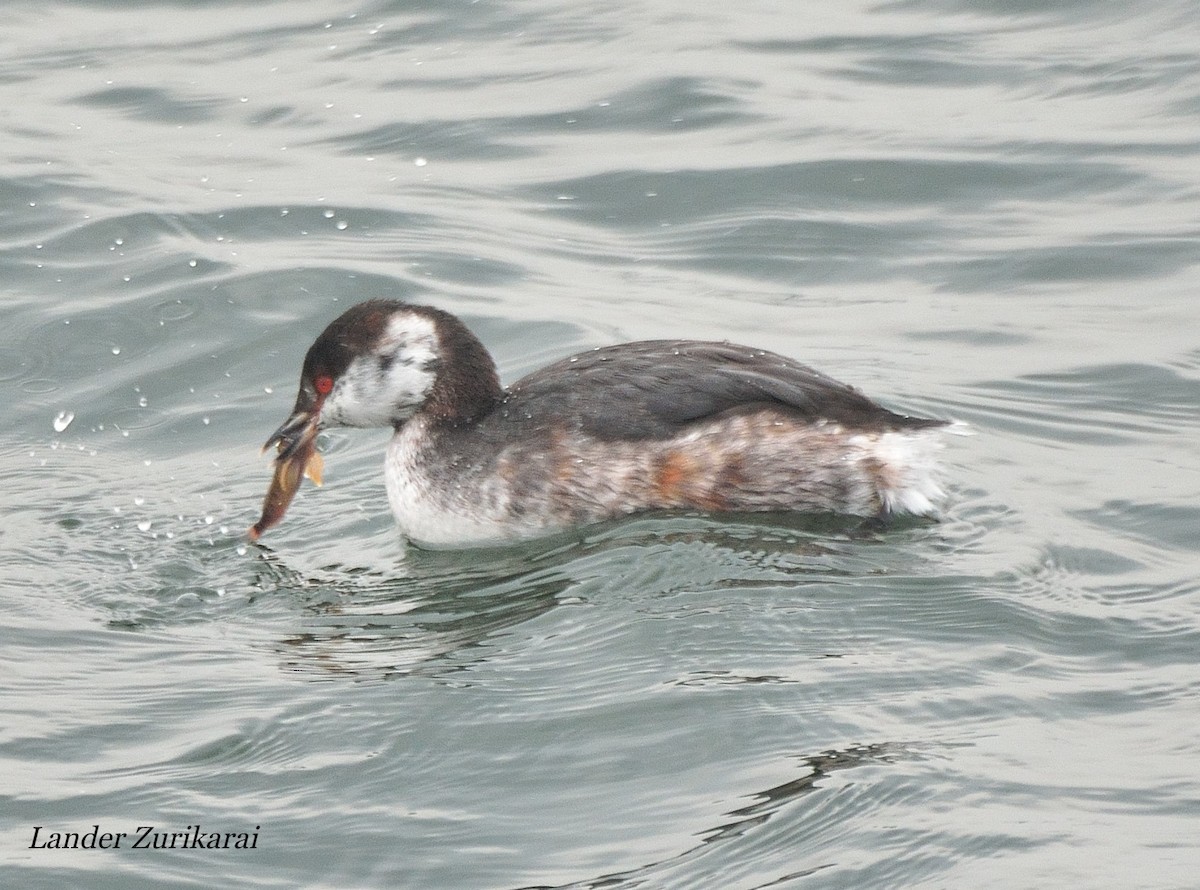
[261,408,318,462]
[248,391,325,541]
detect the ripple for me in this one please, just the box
[2,2,1198,888]
[153,297,197,323]
[523,158,1138,228]
[1072,499,1200,555]
[321,119,535,162]
[0,345,34,382]
[71,85,222,123]
[944,360,1200,445]
[25,311,153,366]
[936,237,1200,290]
[19,377,59,394]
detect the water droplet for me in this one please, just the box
[204,516,214,525]
[202,416,210,425]
[188,259,197,267]
[137,520,151,532]
[414,157,427,167]
[111,346,121,355]
[53,411,74,432]
[236,544,246,556]
[335,220,348,230]
[134,497,144,506]
[138,396,148,407]
[264,386,273,394]
[323,209,335,219]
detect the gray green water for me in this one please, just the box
[2,1,1198,888]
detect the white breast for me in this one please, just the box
[382,419,557,548]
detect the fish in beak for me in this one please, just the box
[248,389,326,541]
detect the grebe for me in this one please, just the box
[250,300,949,547]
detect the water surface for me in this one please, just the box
[2,1,1198,888]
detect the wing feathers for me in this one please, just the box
[501,341,940,441]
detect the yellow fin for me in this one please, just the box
[304,450,324,487]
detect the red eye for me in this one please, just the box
[313,374,334,395]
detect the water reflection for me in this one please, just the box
[274,563,574,682]
[260,514,903,682]
[511,742,918,890]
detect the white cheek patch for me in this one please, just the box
[322,313,439,428]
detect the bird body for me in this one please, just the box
[251,301,949,547]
